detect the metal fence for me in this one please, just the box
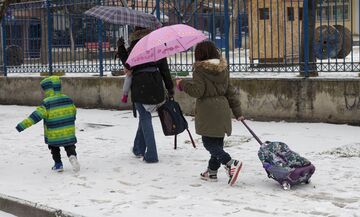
[0,0,359,76]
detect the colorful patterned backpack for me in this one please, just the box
[241,120,315,190]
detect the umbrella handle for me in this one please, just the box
[240,119,263,146]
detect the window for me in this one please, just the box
[287,7,295,21]
[333,5,349,20]
[259,8,270,20]
[298,7,303,21]
[316,6,330,20]
[316,0,350,21]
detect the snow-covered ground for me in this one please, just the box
[0,211,15,217]
[0,105,359,217]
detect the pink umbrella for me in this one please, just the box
[126,24,207,68]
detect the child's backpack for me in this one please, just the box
[157,98,196,149]
[258,141,315,189]
[241,120,315,190]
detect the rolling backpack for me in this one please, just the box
[241,120,315,190]
[157,97,196,149]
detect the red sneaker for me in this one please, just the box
[225,160,243,186]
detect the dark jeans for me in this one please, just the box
[202,136,231,171]
[133,103,158,162]
[49,145,77,163]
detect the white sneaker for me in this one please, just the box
[69,155,80,172]
[200,169,218,182]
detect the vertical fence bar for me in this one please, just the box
[156,0,160,21]
[224,0,230,63]
[309,0,317,73]
[244,0,248,71]
[97,0,103,77]
[283,0,286,66]
[1,18,6,76]
[98,20,103,76]
[350,0,353,71]
[47,0,53,75]
[357,2,360,71]
[270,0,273,71]
[302,0,309,76]
[263,0,266,67]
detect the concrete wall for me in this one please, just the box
[1,77,360,125]
[0,77,131,110]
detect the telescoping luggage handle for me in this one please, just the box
[240,120,263,146]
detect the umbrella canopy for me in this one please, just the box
[126,24,207,67]
[84,6,162,30]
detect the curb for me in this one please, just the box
[0,193,84,217]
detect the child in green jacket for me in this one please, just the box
[176,41,244,186]
[16,76,80,172]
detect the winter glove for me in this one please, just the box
[121,95,128,103]
[16,124,24,132]
[237,116,245,121]
[175,78,183,91]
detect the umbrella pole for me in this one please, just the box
[240,120,263,146]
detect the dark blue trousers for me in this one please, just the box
[202,136,231,171]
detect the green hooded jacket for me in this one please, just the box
[179,58,242,137]
[16,76,77,147]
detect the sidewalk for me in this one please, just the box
[0,105,359,217]
[0,193,82,217]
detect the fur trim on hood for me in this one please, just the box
[129,29,152,43]
[193,58,228,73]
[192,58,228,83]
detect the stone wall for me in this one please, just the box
[1,77,359,125]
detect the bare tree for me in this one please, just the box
[166,0,205,24]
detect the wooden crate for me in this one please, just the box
[248,0,303,63]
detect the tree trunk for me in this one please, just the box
[300,0,318,76]
[40,9,48,65]
[65,7,75,60]
[229,0,239,50]
[69,19,75,60]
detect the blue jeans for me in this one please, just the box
[202,136,231,171]
[133,103,158,163]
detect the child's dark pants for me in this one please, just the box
[202,136,231,171]
[49,145,77,163]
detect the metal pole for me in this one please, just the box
[47,0,53,75]
[301,0,309,76]
[224,0,230,64]
[156,0,160,20]
[300,0,317,77]
[1,18,7,76]
[98,0,103,77]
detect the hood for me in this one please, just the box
[40,76,62,97]
[129,29,152,44]
[192,58,228,83]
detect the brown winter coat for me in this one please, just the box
[179,58,242,137]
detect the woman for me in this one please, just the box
[117,27,174,163]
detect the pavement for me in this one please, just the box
[0,193,83,217]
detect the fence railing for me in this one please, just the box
[0,0,359,76]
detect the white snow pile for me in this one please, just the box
[321,143,360,158]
